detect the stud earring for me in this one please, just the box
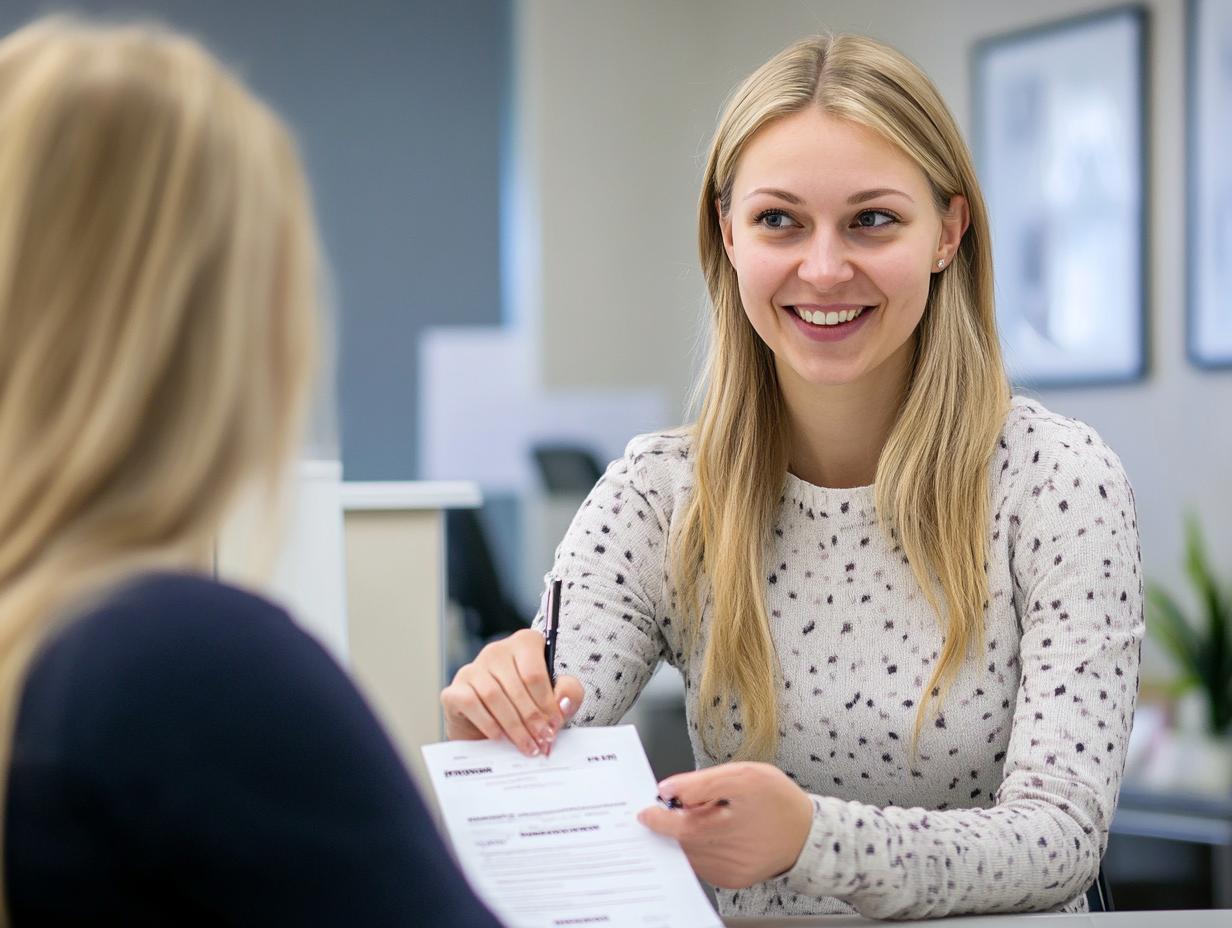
[937,258,946,268]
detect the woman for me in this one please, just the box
[0,17,501,926]
[441,33,1143,920]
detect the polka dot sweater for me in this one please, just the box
[533,396,1143,920]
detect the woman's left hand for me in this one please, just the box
[637,761,814,889]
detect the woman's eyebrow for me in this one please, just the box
[848,187,914,205]
[743,187,804,204]
[742,186,915,205]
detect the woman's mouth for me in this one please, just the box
[792,305,867,326]
[783,303,876,341]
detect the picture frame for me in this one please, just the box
[973,7,1148,387]
[1188,0,1232,368]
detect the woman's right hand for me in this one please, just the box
[440,628,584,757]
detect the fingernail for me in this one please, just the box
[529,744,540,756]
[559,696,572,714]
[539,727,554,742]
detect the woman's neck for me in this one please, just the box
[777,340,914,489]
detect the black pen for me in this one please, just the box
[544,578,562,686]
[655,795,729,810]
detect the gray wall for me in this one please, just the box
[2,0,509,479]
[514,0,1231,680]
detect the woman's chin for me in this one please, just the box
[783,358,869,389]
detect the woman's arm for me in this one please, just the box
[528,437,677,727]
[777,425,1143,919]
[640,420,1143,920]
[442,434,679,747]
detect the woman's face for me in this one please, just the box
[720,108,967,390]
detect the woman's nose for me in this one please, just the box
[797,229,855,290]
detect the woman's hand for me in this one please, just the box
[637,762,814,889]
[440,628,584,757]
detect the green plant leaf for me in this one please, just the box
[1146,584,1199,675]
[1185,516,1225,649]
[1165,671,1201,698]
[1181,514,1231,734]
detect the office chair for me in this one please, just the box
[1087,864,1114,912]
[531,443,604,493]
[445,508,528,643]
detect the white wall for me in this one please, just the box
[513,0,1231,680]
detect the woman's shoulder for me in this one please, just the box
[51,571,302,660]
[14,570,380,797]
[611,427,695,500]
[997,395,1135,517]
[22,571,330,731]
[622,427,693,464]
[1001,395,1127,471]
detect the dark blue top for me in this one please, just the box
[4,572,502,927]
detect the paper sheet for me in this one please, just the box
[422,725,722,928]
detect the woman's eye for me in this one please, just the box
[754,209,798,230]
[854,209,899,229]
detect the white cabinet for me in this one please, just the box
[217,464,480,786]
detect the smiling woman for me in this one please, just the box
[721,110,966,391]
[442,31,1143,922]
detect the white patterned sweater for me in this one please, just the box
[532,397,1144,920]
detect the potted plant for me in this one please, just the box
[1147,514,1231,737]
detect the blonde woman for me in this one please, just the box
[442,33,1143,920]
[0,18,501,926]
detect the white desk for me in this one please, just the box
[724,910,1228,926]
[217,471,481,786]
[340,481,480,786]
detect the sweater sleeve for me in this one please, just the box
[530,436,678,726]
[781,423,1144,919]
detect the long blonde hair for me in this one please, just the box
[0,17,321,911]
[672,34,1008,759]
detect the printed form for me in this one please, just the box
[422,725,722,928]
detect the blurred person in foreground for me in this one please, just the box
[0,16,500,926]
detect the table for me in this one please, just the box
[1111,784,1232,908]
[339,480,482,786]
[723,909,1229,926]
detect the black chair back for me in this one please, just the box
[445,508,527,641]
[531,444,604,493]
[1086,865,1114,912]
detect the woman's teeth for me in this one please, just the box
[793,306,866,326]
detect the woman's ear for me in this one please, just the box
[935,194,969,270]
[717,198,736,266]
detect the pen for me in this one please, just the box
[544,578,562,686]
[655,795,729,810]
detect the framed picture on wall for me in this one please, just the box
[1188,0,1232,368]
[973,7,1147,387]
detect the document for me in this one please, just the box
[422,725,722,928]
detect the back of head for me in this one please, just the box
[0,16,320,589]
[0,15,321,904]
